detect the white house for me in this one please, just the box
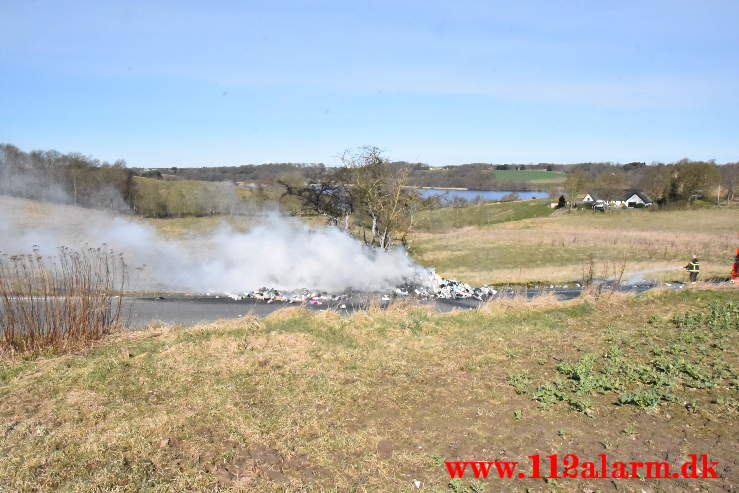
[581,190,653,208]
[622,191,653,207]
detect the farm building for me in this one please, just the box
[622,190,653,207]
[581,190,653,208]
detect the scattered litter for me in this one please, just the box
[407,271,497,301]
[215,268,499,306]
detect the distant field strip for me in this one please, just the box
[414,199,554,231]
[492,170,566,183]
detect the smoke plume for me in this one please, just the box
[0,196,430,294]
[0,145,432,293]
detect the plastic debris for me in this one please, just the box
[220,269,499,305]
[403,270,497,301]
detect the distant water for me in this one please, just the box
[417,188,547,202]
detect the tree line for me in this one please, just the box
[563,159,738,206]
[279,147,433,249]
[133,159,739,200]
[3,143,737,224]
[1,144,133,210]
[137,162,324,185]
[0,144,249,217]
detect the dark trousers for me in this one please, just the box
[689,272,699,282]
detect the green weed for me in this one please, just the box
[527,301,738,412]
[506,370,531,395]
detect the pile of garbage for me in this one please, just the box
[221,270,498,304]
[397,271,497,301]
[221,288,349,305]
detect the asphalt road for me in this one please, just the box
[125,283,661,329]
[2,282,691,331]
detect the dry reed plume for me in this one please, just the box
[0,246,127,353]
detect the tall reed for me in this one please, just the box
[0,246,127,353]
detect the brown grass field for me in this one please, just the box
[1,195,738,492]
[1,289,737,491]
[411,205,738,285]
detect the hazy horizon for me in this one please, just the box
[3,140,738,169]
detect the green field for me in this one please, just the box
[492,169,566,183]
[413,198,554,232]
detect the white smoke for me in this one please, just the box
[0,196,431,293]
[613,266,682,286]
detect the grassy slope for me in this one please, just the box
[0,195,261,242]
[413,199,554,232]
[1,289,736,491]
[144,216,259,238]
[411,206,738,285]
[492,169,566,184]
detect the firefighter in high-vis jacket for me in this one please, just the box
[685,255,700,283]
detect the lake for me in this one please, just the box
[416,188,547,202]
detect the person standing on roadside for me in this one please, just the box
[685,255,700,283]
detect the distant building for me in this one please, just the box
[582,190,653,208]
[582,192,602,203]
[622,190,653,207]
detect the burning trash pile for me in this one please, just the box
[397,270,497,301]
[233,288,349,306]
[228,270,497,305]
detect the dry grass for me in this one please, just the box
[0,247,126,353]
[145,215,260,238]
[525,207,737,234]
[7,194,734,288]
[0,289,736,492]
[477,291,564,315]
[411,207,738,285]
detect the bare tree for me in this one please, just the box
[594,169,626,200]
[278,164,353,227]
[638,165,672,204]
[280,146,421,249]
[343,146,419,249]
[564,170,588,211]
[719,162,739,202]
[674,159,720,203]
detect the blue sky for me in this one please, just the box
[1,1,738,166]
